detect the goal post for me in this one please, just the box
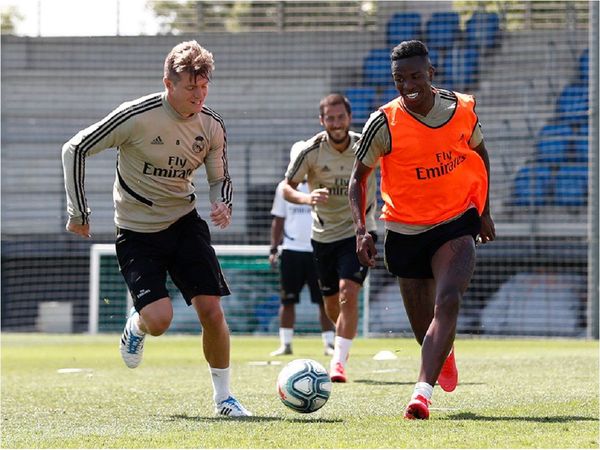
[89,244,369,335]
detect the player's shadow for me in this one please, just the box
[444,412,598,423]
[354,379,486,387]
[353,379,414,386]
[165,414,341,423]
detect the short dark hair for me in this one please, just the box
[391,40,429,62]
[319,93,352,116]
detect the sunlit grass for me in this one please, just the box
[1,334,598,448]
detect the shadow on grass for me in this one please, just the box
[354,379,485,387]
[445,412,599,423]
[165,414,342,423]
[353,379,414,386]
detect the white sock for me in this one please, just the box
[321,331,334,347]
[413,382,434,401]
[280,328,293,346]
[332,336,353,365]
[209,366,231,404]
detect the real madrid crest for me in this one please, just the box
[192,135,206,153]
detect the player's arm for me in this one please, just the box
[206,123,233,229]
[269,216,285,269]
[349,160,377,267]
[472,139,496,244]
[282,179,328,206]
[349,110,388,266]
[61,107,132,238]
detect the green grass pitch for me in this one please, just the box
[1,333,598,448]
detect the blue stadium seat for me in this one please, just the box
[554,165,588,206]
[573,123,589,163]
[465,12,500,51]
[386,12,421,47]
[442,47,480,89]
[363,48,391,86]
[535,124,573,164]
[535,137,570,164]
[579,48,589,82]
[345,87,377,127]
[512,165,553,206]
[425,11,460,50]
[538,123,572,137]
[428,48,440,68]
[556,83,588,127]
[379,86,399,105]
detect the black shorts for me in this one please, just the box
[311,234,377,297]
[384,208,481,279]
[279,250,323,305]
[115,210,230,311]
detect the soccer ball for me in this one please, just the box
[276,359,332,413]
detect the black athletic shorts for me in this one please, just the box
[279,249,323,305]
[384,208,481,279]
[311,233,377,297]
[115,210,230,311]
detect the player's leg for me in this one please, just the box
[398,278,436,345]
[384,228,437,418]
[116,227,174,368]
[171,211,252,417]
[329,237,370,382]
[306,251,335,354]
[271,304,295,356]
[192,294,230,368]
[271,250,303,356]
[421,234,475,386]
[191,294,251,417]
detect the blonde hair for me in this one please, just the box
[163,40,214,83]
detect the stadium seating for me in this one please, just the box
[554,165,588,207]
[578,48,589,82]
[573,123,589,163]
[344,86,377,126]
[362,48,392,87]
[465,12,501,51]
[556,83,589,127]
[386,12,421,47]
[535,124,573,164]
[379,86,399,105]
[442,47,480,89]
[428,47,440,68]
[512,164,553,206]
[425,11,461,50]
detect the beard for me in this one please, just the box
[327,128,350,145]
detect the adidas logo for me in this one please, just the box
[322,165,331,172]
[151,136,163,145]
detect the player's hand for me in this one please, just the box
[66,220,91,238]
[269,253,279,270]
[210,202,231,229]
[309,188,329,205]
[356,232,377,267]
[479,212,496,244]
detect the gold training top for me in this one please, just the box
[62,92,232,233]
[286,131,378,243]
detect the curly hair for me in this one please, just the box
[163,40,214,83]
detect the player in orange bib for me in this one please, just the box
[349,40,495,419]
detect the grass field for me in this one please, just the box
[1,333,598,449]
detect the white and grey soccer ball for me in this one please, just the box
[276,359,332,413]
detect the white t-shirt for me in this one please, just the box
[271,180,313,252]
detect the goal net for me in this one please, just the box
[89,244,368,335]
